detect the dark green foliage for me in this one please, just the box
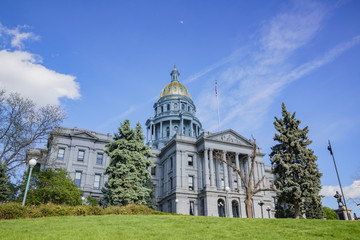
[86,196,98,206]
[0,202,161,220]
[22,168,82,206]
[0,164,11,202]
[323,206,337,220]
[102,120,154,207]
[270,103,322,219]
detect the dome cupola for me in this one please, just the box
[146,66,203,149]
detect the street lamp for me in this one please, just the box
[175,199,179,214]
[225,186,230,217]
[81,196,85,206]
[266,207,271,218]
[258,200,264,218]
[22,158,37,206]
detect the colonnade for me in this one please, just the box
[201,148,267,191]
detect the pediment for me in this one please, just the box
[205,129,253,146]
[71,131,99,140]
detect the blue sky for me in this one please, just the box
[0,0,359,214]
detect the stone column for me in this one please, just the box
[176,150,182,190]
[223,151,228,189]
[216,155,220,188]
[235,153,240,191]
[190,120,193,136]
[209,149,215,187]
[204,149,210,187]
[160,121,163,139]
[170,120,173,137]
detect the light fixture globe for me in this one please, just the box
[29,159,37,167]
[225,186,230,192]
[175,199,179,203]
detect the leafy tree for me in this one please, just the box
[0,90,65,172]
[21,168,82,205]
[86,196,98,206]
[323,206,337,220]
[0,163,11,202]
[214,137,275,218]
[101,120,154,207]
[270,103,322,219]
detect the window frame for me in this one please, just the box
[93,174,101,190]
[57,147,65,160]
[188,175,194,191]
[188,155,194,166]
[77,150,85,161]
[96,153,103,165]
[75,171,82,187]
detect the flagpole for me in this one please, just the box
[215,80,221,132]
[328,139,350,220]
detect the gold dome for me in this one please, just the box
[159,81,191,99]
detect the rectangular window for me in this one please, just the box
[151,166,156,176]
[190,201,195,215]
[221,178,225,190]
[77,150,85,161]
[167,104,170,111]
[170,157,173,169]
[188,175,194,191]
[220,162,224,171]
[169,177,173,190]
[188,155,193,166]
[94,174,101,189]
[75,171,82,187]
[57,148,65,160]
[96,153,103,165]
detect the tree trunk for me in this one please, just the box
[245,193,253,218]
[294,200,300,219]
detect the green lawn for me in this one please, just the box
[0,215,359,240]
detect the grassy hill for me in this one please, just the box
[0,214,359,240]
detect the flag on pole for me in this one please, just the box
[328,140,333,155]
[215,80,218,96]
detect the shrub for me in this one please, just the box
[0,202,168,220]
[0,202,24,219]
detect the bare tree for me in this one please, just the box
[0,90,65,172]
[214,137,275,218]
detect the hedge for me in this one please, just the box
[0,202,167,220]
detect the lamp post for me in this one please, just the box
[258,200,264,218]
[22,159,37,206]
[175,199,179,214]
[81,196,85,206]
[266,207,271,218]
[225,186,230,217]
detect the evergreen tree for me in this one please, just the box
[270,103,322,219]
[102,120,154,207]
[0,163,11,202]
[21,168,82,205]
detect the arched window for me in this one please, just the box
[232,200,239,218]
[218,199,225,217]
[161,106,163,113]
[166,127,170,137]
[167,104,170,111]
[174,103,178,111]
[181,103,185,110]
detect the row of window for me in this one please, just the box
[156,103,192,114]
[74,171,102,190]
[57,148,104,165]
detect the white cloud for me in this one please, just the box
[191,1,360,133]
[321,180,360,199]
[0,50,80,105]
[0,23,39,49]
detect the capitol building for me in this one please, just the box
[28,66,275,218]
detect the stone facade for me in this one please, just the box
[28,127,112,199]
[27,66,275,217]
